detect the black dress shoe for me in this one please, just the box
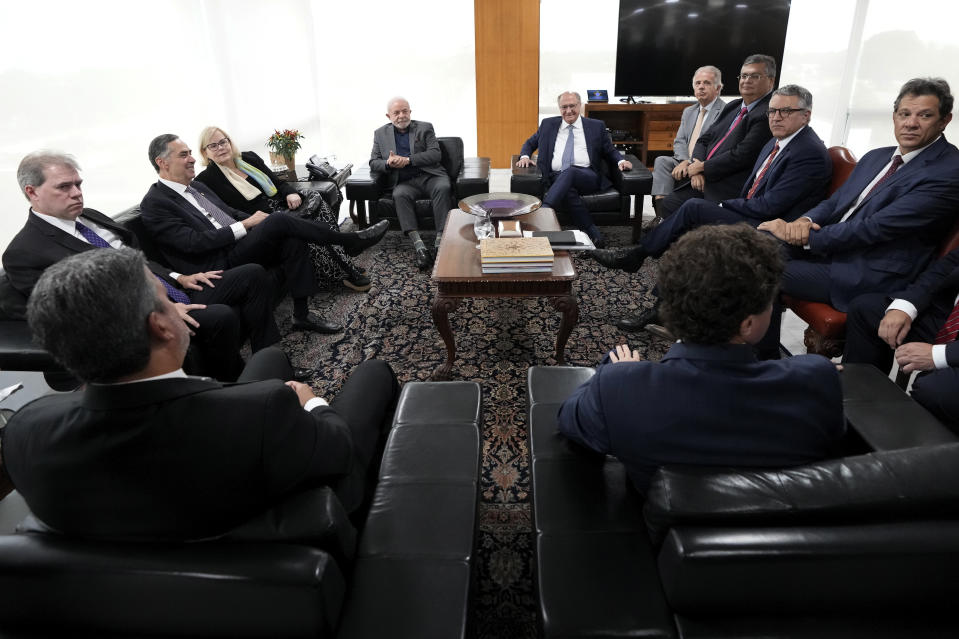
[414,246,434,270]
[587,248,645,273]
[291,313,343,334]
[342,264,372,292]
[344,219,390,257]
[291,366,315,381]
[615,306,659,332]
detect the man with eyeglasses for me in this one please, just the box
[650,66,726,219]
[589,85,832,332]
[369,97,454,270]
[2,151,284,382]
[753,77,959,359]
[516,90,633,249]
[658,54,777,218]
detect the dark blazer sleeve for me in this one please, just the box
[259,383,354,499]
[410,122,442,168]
[895,249,959,312]
[520,122,543,158]
[721,127,832,222]
[140,182,247,255]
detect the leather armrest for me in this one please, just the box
[346,168,379,202]
[617,155,653,195]
[456,157,490,199]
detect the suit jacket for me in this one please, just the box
[720,125,832,222]
[673,98,726,161]
[557,343,845,494]
[892,247,959,366]
[520,116,624,191]
[369,120,447,187]
[803,136,959,309]
[1,208,182,301]
[692,92,774,201]
[140,181,252,274]
[194,151,297,216]
[0,377,353,540]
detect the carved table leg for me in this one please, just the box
[551,294,579,365]
[431,295,462,380]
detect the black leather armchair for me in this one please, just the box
[346,137,490,229]
[0,380,482,638]
[510,152,651,231]
[528,364,959,638]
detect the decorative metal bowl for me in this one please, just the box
[459,192,541,218]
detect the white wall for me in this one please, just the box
[2,0,959,251]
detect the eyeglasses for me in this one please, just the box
[767,107,807,118]
[737,73,768,81]
[204,138,230,151]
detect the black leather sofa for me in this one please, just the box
[528,363,959,638]
[0,380,482,638]
[510,152,652,228]
[345,137,490,229]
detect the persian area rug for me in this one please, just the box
[277,225,669,638]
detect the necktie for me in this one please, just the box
[561,124,575,171]
[75,220,190,304]
[746,142,780,199]
[687,107,707,155]
[185,185,237,228]
[935,300,959,344]
[706,106,748,161]
[863,155,904,201]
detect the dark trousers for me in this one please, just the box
[639,198,753,258]
[659,181,709,218]
[545,166,601,234]
[237,350,400,515]
[844,292,959,426]
[185,305,243,382]
[228,213,356,298]
[393,173,454,234]
[755,251,833,359]
[188,263,280,351]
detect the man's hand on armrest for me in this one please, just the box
[515,155,534,168]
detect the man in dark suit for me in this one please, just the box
[756,77,959,358]
[558,224,844,495]
[370,97,454,270]
[0,247,398,539]
[140,134,389,334]
[590,85,832,331]
[845,246,959,427]
[2,151,281,382]
[659,54,777,217]
[516,90,633,248]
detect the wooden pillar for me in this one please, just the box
[474,0,539,169]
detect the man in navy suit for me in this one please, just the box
[756,77,959,359]
[558,224,844,495]
[845,247,959,427]
[516,90,633,248]
[140,135,388,334]
[659,54,777,218]
[589,85,832,331]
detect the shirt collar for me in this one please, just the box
[897,135,942,163]
[159,177,188,194]
[773,125,806,152]
[563,115,583,130]
[102,369,188,386]
[31,208,82,235]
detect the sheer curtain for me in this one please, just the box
[0,0,476,249]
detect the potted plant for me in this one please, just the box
[267,129,305,172]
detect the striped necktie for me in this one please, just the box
[746,142,780,199]
[935,301,959,344]
[706,106,748,160]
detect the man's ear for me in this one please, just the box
[23,185,37,201]
[146,309,176,344]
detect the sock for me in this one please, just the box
[409,231,426,252]
[433,234,442,248]
[293,297,310,320]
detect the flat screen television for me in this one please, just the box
[615,0,791,98]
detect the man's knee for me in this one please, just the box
[911,369,959,426]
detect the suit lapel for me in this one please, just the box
[856,140,941,211]
[27,212,96,254]
[156,182,217,229]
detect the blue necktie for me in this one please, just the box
[75,220,191,304]
[561,124,575,170]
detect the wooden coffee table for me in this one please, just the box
[430,207,578,380]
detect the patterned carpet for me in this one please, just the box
[279,225,670,638]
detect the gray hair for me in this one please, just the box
[773,84,813,110]
[386,96,410,112]
[742,54,777,79]
[693,65,723,90]
[27,248,161,383]
[16,152,80,200]
[895,77,953,118]
[557,91,582,104]
[148,134,180,173]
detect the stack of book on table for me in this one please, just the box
[480,237,554,274]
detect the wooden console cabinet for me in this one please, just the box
[583,102,691,166]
